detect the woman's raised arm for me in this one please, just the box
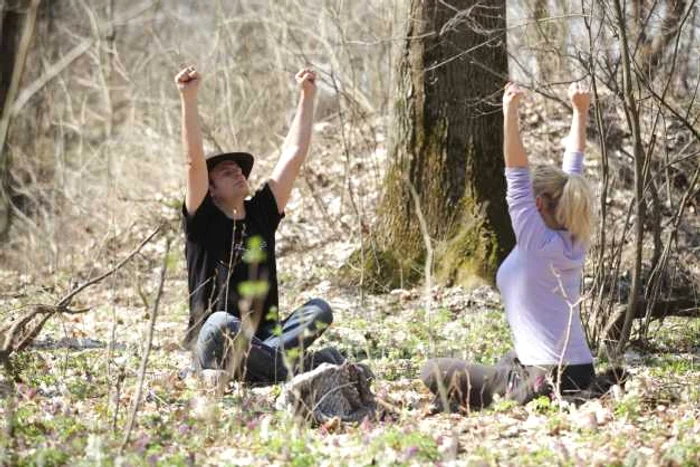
[503,82,528,169]
[563,82,591,176]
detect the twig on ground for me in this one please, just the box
[111,363,126,433]
[119,235,171,452]
[403,176,435,354]
[0,223,163,456]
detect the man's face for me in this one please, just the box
[209,160,250,201]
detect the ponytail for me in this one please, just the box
[532,167,595,247]
[554,173,595,247]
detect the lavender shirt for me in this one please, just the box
[496,151,593,366]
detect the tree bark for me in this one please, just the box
[366,0,513,289]
[0,0,40,241]
[0,1,23,240]
[0,3,23,111]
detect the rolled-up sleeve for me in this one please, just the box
[562,151,585,175]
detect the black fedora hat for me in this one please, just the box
[205,152,254,179]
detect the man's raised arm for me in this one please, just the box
[269,68,317,214]
[175,66,208,215]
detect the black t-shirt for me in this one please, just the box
[181,183,283,347]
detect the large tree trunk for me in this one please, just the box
[0,3,23,112]
[0,1,24,240]
[365,0,514,289]
[0,0,41,244]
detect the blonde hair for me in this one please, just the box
[532,166,595,246]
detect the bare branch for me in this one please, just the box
[119,236,171,452]
[57,223,162,308]
[10,38,93,116]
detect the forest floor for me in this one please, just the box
[1,105,699,466]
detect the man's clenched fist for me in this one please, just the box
[175,66,201,99]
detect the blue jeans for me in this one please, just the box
[195,298,336,384]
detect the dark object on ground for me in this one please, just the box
[561,366,628,405]
[422,352,627,413]
[276,362,376,424]
[422,351,596,412]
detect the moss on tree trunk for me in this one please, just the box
[346,0,514,291]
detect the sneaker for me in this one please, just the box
[199,369,231,389]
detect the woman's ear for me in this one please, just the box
[535,195,543,212]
